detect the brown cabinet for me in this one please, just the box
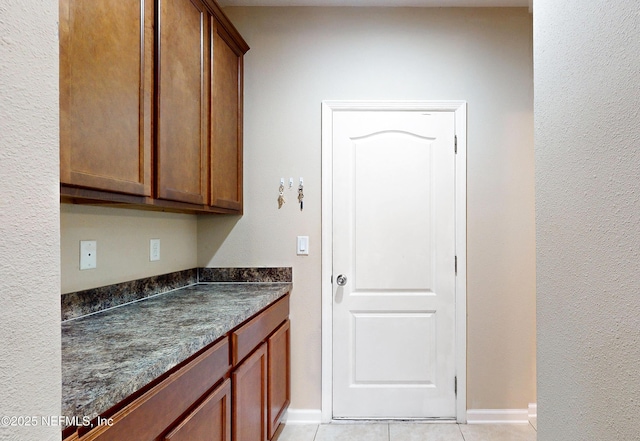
[60,0,249,214]
[63,295,290,441]
[156,0,209,205]
[231,296,290,441]
[232,343,268,441]
[267,320,290,439]
[210,19,244,212]
[164,379,231,441]
[59,0,153,196]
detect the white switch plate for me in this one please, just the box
[150,239,160,262]
[297,236,309,255]
[80,240,97,270]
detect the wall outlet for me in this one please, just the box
[150,239,160,262]
[80,240,97,270]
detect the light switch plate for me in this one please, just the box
[297,236,309,255]
[80,240,97,270]
[150,239,160,262]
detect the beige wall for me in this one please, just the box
[200,6,535,412]
[0,0,61,439]
[61,205,198,294]
[535,0,640,439]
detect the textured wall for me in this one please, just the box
[535,0,640,439]
[200,7,535,412]
[61,205,198,293]
[0,1,61,440]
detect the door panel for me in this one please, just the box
[332,110,456,419]
[156,0,209,204]
[60,0,153,195]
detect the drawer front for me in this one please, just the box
[164,378,231,441]
[231,294,289,365]
[81,337,231,441]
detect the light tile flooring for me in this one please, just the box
[274,419,537,441]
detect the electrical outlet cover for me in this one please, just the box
[80,240,97,270]
[150,239,160,261]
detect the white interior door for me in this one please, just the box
[331,108,457,419]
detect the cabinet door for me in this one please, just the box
[156,0,209,205]
[210,20,244,212]
[232,343,267,441]
[164,379,231,441]
[60,0,153,196]
[267,320,290,439]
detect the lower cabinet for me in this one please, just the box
[165,379,231,441]
[232,343,268,441]
[268,320,290,440]
[64,295,290,441]
[231,321,291,441]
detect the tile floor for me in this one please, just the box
[273,418,537,441]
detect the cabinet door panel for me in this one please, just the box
[210,21,243,211]
[268,320,290,439]
[232,343,267,441]
[60,0,152,195]
[164,379,231,441]
[157,0,209,204]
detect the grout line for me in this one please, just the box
[312,424,320,441]
[457,423,468,441]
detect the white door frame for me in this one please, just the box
[321,100,467,423]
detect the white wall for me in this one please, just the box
[200,6,535,412]
[535,1,640,439]
[0,1,61,439]
[61,205,198,294]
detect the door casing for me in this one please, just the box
[320,100,467,423]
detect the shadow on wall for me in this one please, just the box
[197,214,242,265]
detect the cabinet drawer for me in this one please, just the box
[231,295,289,365]
[164,378,231,441]
[80,337,230,441]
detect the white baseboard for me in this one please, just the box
[283,409,323,425]
[466,409,530,424]
[285,407,536,425]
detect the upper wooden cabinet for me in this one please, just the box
[59,0,153,196]
[59,0,249,214]
[156,0,209,205]
[210,20,244,212]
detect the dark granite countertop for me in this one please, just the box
[61,282,291,421]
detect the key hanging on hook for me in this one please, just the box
[297,181,304,211]
[278,181,285,209]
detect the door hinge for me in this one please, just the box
[455,255,458,275]
[455,376,458,395]
[454,135,458,154]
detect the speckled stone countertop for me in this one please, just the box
[61,282,291,422]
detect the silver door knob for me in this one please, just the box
[336,274,348,286]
